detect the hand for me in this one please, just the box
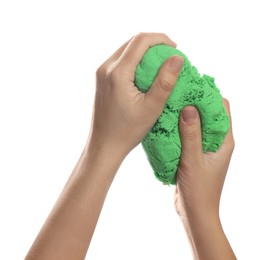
[174,98,236,260]
[89,33,184,157]
[175,98,234,219]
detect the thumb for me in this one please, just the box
[179,106,203,164]
[144,56,184,115]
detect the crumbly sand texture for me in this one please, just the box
[135,45,229,185]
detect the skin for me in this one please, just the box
[25,33,236,260]
[174,101,236,260]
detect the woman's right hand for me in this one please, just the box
[174,98,236,260]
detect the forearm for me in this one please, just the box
[26,139,125,260]
[183,212,236,260]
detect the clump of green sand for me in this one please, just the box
[135,45,229,185]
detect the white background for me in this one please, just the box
[0,0,274,259]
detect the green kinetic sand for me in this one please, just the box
[135,45,229,185]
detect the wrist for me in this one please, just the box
[182,210,224,250]
[182,208,221,236]
[84,133,127,171]
[181,209,236,260]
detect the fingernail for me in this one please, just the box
[169,56,184,73]
[182,107,197,123]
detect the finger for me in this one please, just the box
[144,55,183,117]
[179,106,203,163]
[117,32,177,71]
[221,98,235,152]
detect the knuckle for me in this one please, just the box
[96,62,122,87]
[107,66,122,85]
[134,32,147,43]
[158,76,174,92]
[105,62,119,78]
[183,127,201,141]
[96,65,106,78]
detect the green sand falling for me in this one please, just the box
[135,45,229,185]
